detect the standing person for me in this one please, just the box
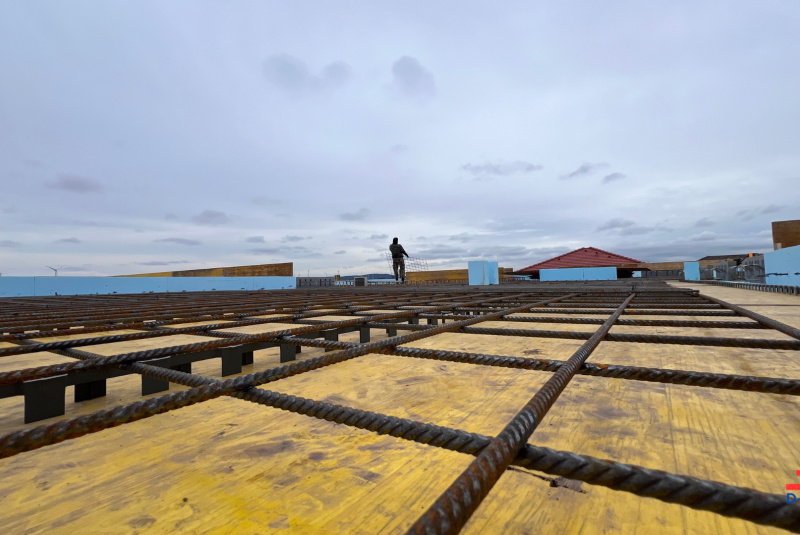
[389,237,409,283]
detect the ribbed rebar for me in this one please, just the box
[458,327,800,349]
[701,295,800,341]
[408,294,637,534]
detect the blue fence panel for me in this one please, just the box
[540,268,584,281]
[582,266,617,281]
[765,245,800,286]
[684,262,701,281]
[486,261,499,285]
[540,267,617,281]
[0,277,36,298]
[0,276,296,297]
[468,261,487,285]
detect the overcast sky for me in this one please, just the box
[1,2,799,276]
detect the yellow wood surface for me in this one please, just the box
[165,321,234,329]
[1,286,799,533]
[122,262,293,277]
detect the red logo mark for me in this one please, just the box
[787,470,800,491]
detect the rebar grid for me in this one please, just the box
[0,281,799,533]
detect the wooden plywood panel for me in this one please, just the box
[536,374,800,495]
[0,338,794,533]
[408,267,511,283]
[222,263,293,277]
[591,340,800,378]
[402,332,587,360]
[216,323,297,335]
[407,269,468,283]
[670,282,800,305]
[123,263,294,278]
[1,286,798,534]
[82,334,217,356]
[478,320,596,333]
[608,324,795,340]
[772,219,800,249]
[164,320,234,329]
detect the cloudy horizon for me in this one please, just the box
[1,2,798,277]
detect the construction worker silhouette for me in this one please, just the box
[389,237,409,282]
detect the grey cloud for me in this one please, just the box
[448,233,473,242]
[70,220,102,227]
[561,162,609,180]
[694,218,714,227]
[321,61,351,87]
[165,213,177,220]
[249,245,321,258]
[249,247,282,255]
[340,208,369,221]
[531,246,571,255]
[1,206,18,214]
[596,218,635,231]
[417,243,546,263]
[417,245,464,259]
[264,55,307,91]
[602,172,626,184]
[606,220,670,235]
[46,174,103,193]
[59,265,93,272]
[619,225,656,236]
[334,250,346,254]
[470,245,532,258]
[23,158,44,168]
[483,218,541,232]
[191,210,229,225]
[245,236,265,243]
[252,196,282,206]
[461,161,543,177]
[390,56,436,99]
[690,231,719,241]
[282,235,308,242]
[735,208,766,222]
[55,237,81,244]
[154,237,202,246]
[761,204,782,214]
[0,240,21,247]
[136,260,193,266]
[263,54,351,94]
[369,233,389,240]
[390,144,409,153]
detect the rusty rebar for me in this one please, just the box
[408,294,636,534]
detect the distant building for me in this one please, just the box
[515,247,643,277]
[772,219,800,250]
[122,262,293,277]
[697,254,751,263]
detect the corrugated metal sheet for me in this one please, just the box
[517,247,643,273]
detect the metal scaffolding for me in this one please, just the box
[384,252,429,274]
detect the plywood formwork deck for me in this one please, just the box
[0,283,799,534]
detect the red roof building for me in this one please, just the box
[516,247,644,274]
